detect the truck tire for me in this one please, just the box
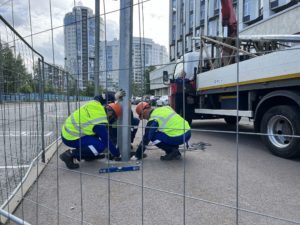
[260,105,300,158]
[224,116,241,126]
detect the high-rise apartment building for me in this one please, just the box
[102,37,168,90]
[169,0,300,61]
[64,6,104,89]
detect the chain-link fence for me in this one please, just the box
[0,14,91,223]
[0,0,300,225]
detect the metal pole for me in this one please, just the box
[38,58,45,163]
[66,72,70,116]
[0,43,4,104]
[118,0,133,161]
[94,0,100,96]
[0,208,31,225]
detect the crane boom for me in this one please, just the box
[221,0,237,37]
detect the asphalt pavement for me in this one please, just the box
[8,116,300,225]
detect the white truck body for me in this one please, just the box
[167,36,300,158]
[197,46,300,91]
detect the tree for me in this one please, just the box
[1,45,33,93]
[131,66,156,97]
[143,65,156,95]
[83,82,95,96]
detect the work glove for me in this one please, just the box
[114,89,126,102]
[132,144,147,160]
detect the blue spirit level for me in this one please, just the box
[99,165,140,173]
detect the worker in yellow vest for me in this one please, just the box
[60,99,122,169]
[134,101,191,160]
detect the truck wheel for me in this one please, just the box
[260,105,300,158]
[224,116,241,126]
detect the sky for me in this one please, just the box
[0,0,169,66]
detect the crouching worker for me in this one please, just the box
[94,90,140,145]
[134,102,191,161]
[60,100,122,169]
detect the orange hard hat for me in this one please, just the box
[136,101,151,118]
[108,103,122,118]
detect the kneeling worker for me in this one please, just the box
[60,99,122,169]
[134,102,191,160]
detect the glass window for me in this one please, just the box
[189,0,194,11]
[185,35,192,52]
[189,13,193,30]
[259,0,263,16]
[195,28,203,47]
[177,41,182,57]
[170,45,175,60]
[172,13,176,26]
[172,0,176,10]
[208,19,218,36]
[172,26,176,41]
[200,0,205,21]
[209,0,220,17]
[214,0,220,10]
[244,0,251,16]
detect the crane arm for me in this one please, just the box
[221,0,237,37]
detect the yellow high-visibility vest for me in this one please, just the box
[62,100,108,140]
[149,106,190,137]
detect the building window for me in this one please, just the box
[208,19,218,36]
[270,0,297,12]
[209,0,220,18]
[259,0,263,16]
[185,34,192,52]
[243,0,263,24]
[200,0,205,21]
[170,45,175,61]
[243,0,251,17]
[189,0,194,12]
[172,26,176,43]
[177,40,182,57]
[172,13,176,26]
[195,27,203,48]
[172,0,176,11]
[189,13,193,32]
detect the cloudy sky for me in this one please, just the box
[0,0,169,66]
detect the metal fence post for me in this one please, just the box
[66,71,70,116]
[118,0,133,161]
[0,44,3,104]
[94,0,100,96]
[38,58,45,163]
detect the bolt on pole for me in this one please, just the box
[118,0,133,161]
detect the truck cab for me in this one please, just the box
[166,52,200,124]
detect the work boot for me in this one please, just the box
[59,150,79,169]
[85,153,106,162]
[160,150,181,161]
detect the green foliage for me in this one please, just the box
[131,66,156,96]
[0,46,34,93]
[81,82,103,97]
[44,82,55,94]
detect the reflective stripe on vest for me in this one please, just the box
[63,116,108,138]
[62,101,108,140]
[70,114,107,129]
[149,106,190,137]
[151,112,176,132]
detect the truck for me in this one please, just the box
[163,0,300,158]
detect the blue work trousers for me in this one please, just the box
[62,136,107,161]
[152,130,191,153]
